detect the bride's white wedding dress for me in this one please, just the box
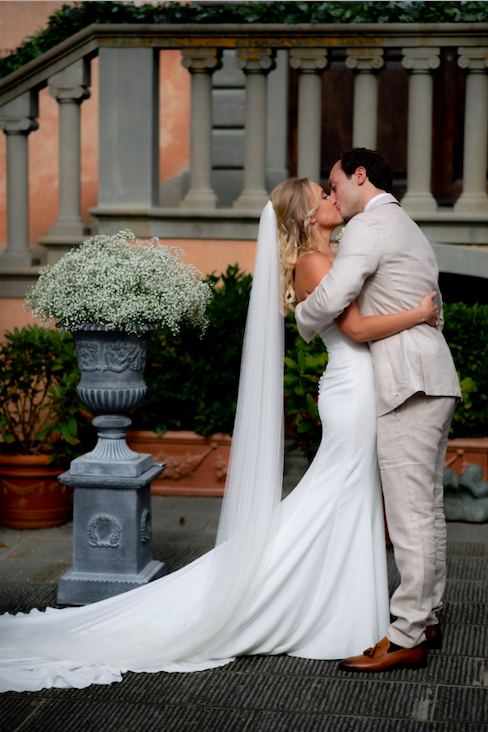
[0,322,389,693]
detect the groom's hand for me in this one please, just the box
[419,292,439,327]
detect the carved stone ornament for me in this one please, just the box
[87,514,122,548]
[346,49,384,72]
[457,47,488,72]
[75,340,146,372]
[181,48,223,73]
[141,509,152,543]
[289,49,328,72]
[236,48,276,74]
[401,48,441,72]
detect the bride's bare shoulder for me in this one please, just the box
[295,252,332,301]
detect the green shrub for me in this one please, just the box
[2,1,486,78]
[0,325,93,464]
[443,302,487,438]
[131,265,252,437]
[284,314,328,463]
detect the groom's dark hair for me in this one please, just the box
[338,148,393,192]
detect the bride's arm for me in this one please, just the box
[335,296,438,343]
[295,252,438,343]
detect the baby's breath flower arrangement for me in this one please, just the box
[26,231,212,335]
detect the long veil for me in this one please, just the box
[0,201,285,683]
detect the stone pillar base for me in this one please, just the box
[454,193,488,214]
[401,192,438,213]
[233,189,269,210]
[0,249,37,268]
[57,559,166,605]
[180,188,219,209]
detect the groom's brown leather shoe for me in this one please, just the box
[425,623,442,650]
[338,637,427,672]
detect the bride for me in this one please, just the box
[0,178,439,693]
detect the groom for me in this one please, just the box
[295,148,461,671]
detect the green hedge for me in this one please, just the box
[2,1,486,78]
[284,302,488,460]
[131,265,252,437]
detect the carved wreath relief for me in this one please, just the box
[87,514,122,548]
[76,341,147,373]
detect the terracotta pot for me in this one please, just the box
[445,437,488,480]
[126,430,231,497]
[0,454,72,528]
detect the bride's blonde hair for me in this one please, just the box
[270,177,320,313]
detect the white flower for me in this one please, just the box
[25,231,212,335]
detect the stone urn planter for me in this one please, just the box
[57,326,165,605]
[127,430,231,497]
[0,454,72,529]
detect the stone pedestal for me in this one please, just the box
[57,325,165,605]
[57,467,165,605]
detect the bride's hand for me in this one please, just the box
[418,292,439,327]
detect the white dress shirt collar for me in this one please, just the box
[364,192,391,213]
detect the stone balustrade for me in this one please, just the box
[0,23,486,293]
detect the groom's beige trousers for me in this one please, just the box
[377,392,457,649]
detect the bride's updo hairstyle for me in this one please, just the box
[270,177,320,313]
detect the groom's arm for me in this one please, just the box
[295,216,381,342]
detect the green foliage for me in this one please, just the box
[443,302,487,437]
[2,1,486,77]
[0,325,93,464]
[131,265,252,437]
[284,314,328,462]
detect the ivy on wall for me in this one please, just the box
[1,1,487,78]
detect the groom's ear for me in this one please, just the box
[355,166,368,186]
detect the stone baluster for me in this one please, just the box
[401,48,440,213]
[180,48,222,209]
[346,49,384,150]
[290,49,328,183]
[233,48,276,210]
[48,59,91,238]
[0,91,39,267]
[454,48,488,213]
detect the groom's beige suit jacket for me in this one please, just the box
[295,194,461,415]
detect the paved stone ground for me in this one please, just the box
[1,496,487,732]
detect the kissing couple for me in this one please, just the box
[0,148,461,692]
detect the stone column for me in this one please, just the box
[180,48,222,209]
[290,49,328,183]
[98,48,160,208]
[401,48,440,213]
[454,48,488,213]
[233,48,276,210]
[48,59,91,237]
[0,91,39,267]
[346,49,384,150]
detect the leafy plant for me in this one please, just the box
[0,325,93,464]
[443,302,487,437]
[284,314,328,463]
[131,265,252,437]
[2,1,486,78]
